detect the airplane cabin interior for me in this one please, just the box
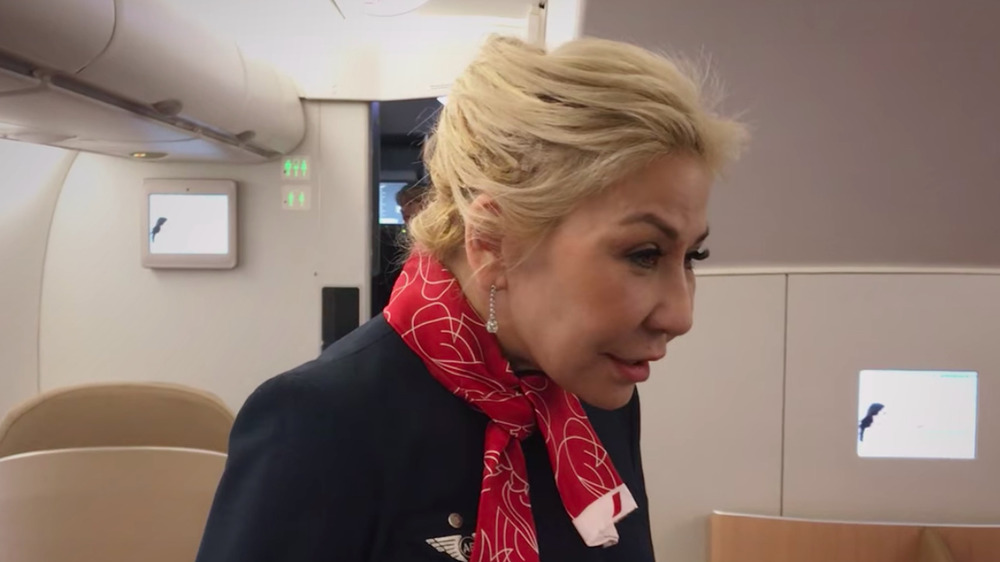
[1,0,999,561]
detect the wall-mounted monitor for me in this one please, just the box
[141,179,238,269]
[378,181,407,225]
[857,369,978,460]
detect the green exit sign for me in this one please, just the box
[281,185,311,211]
[282,157,310,180]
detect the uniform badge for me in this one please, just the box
[426,533,475,561]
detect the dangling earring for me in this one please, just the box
[486,284,499,334]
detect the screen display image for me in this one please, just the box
[857,369,978,460]
[379,181,407,225]
[148,193,230,255]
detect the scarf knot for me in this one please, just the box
[384,252,638,562]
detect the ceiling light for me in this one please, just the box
[130,152,168,160]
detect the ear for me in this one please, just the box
[463,194,508,291]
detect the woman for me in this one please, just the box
[195,35,747,562]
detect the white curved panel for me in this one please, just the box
[0,141,77,419]
[239,59,306,154]
[361,0,431,17]
[78,0,246,135]
[0,0,115,73]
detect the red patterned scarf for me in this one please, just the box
[383,252,637,562]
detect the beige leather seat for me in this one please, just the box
[0,382,234,458]
[0,447,225,562]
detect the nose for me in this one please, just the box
[645,271,695,338]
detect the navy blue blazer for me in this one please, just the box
[195,315,656,561]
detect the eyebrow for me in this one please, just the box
[620,212,710,246]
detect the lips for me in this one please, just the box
[607,355,653,383]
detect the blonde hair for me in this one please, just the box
[408,35,748,262]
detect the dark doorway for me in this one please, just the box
[370,97,442,317]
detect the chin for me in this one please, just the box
[578,384,636,411]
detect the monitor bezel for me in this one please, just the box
[140,178,238,270]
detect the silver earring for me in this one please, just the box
[486,285,499,334]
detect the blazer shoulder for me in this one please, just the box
[243,315,426,429]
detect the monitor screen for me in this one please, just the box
[379,181,407,225]
[148,193,230,255]
[857,369,978,459]
[141,179,238,269]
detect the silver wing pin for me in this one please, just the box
[426,533,475,561]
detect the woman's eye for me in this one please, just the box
[685,247,711,269]
[628,248,662,269]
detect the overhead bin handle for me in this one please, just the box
[152,99,183,117]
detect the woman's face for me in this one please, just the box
[497,153,712,410]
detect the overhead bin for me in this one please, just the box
[0,0,115,74]
[76,0,247,137]
[240,58,306,155]
[0,0,305,162]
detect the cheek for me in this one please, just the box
[519,272,647,362]
[505,272,597,362]
[505,243,659,368]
